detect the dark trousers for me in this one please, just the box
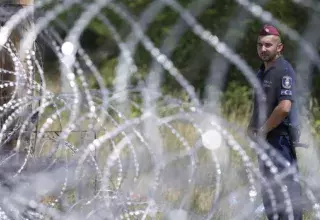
[258,134,302,220]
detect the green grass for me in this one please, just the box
[28,75,320,219]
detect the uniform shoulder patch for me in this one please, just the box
[282,76,292,89]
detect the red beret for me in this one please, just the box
[259,24,280,36]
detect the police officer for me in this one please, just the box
[247,24,302,219]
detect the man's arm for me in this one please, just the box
[261,100,291,134]
[259,65,296,135]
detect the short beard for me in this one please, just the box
[260,53,279,62]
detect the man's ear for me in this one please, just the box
[277,43,284,52]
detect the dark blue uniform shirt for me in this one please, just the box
[249,56,300,136]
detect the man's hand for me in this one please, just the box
[247,127,268,140]
[246,126,258,139]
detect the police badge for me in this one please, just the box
[282,76,292,89]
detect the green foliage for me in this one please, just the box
[310,98,320,136]
[45,0,320,127]
[221,81,252,125]
[98,58,118,88]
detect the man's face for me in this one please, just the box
[257,35,283,62]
